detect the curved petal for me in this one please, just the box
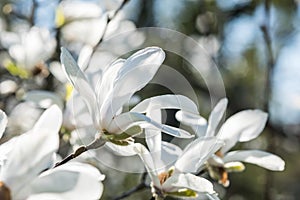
[131,94,199,114]
[145,108,162,154]
[134,143,161,188]
[108,112,193,138]
[0,110,8,139]
[157,142,182,173]
[162,173,214,194]
[96,59,125,108]
[206,98,227,137]
[175,110,207,137]
[217,110,268,153]
[28,162,104,200]
[1,105,62,196]
[175,137,224,173]
[60,47,100,128]
[100,47,165,127]
[223,150,285,171]
[63,92,94,129]
[77,45,93,70]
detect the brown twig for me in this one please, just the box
[85,0,130,69]
[54,137,106,168]
[260,0,278,199]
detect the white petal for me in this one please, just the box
[162,173,214,194]
[1,105,62,194]
[77,45,93,70]
[131,94,199,114]
[29,162,104,200]
[24,90,64,109]
[59,1,102,20]
[175,137,224,173]
[158,142,182,172]
[175,110,207,137]
[224,150,285,171]
[64,92,94,129]
[100,47,165,127]
[108,112,193,138]
[104,142,137,156]
[134,143,161,187]
[96,59,125,108]
[217,110,268,153]
[0,110,7,139]
[49,61,67,83]
[60,47,100,128]
[145,108,162,154]
[206,98,227,137]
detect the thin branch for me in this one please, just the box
[113,171,149,200]
[54,137,105,168]
[260,0,278,200]
[97,0,130,46]
[85,0,130,69]
[54,146,87,168]
[29,0,38,26]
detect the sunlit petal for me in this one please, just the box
[96,59,125,108]
[175,110,207,137]
[100,47,165,127]
[206,98,228,137]
[217,110,268,153]
[175,137,224,173]
[224,150,285,171]
[28,162,104,200]
[61,47,100,128]
[134,143,161,187]
[1,105,62,195]
[162,173,214,194]
[132,94,199,114]
[108,112,193,138]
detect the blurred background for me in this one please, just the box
[0,0,299,199]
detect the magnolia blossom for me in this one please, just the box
[134,137,224,199]
[132,106,223,199]
[61,46,195,151]
[2,27,56,72]
[176,98,285,186]
[0,106,104,200]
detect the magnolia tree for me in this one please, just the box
[0,0,287,200]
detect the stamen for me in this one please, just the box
[158,171,170,185]
[0,181,11,200]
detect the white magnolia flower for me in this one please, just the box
[61,46,194,149]
[133,106,223,199]
[4,27,56,71]
[176,98,285,186]
[57,0,144,50]
[0,105,104,200]
[134,136,223,199]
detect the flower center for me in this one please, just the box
[158,171,170,185]
[0,181,11,200]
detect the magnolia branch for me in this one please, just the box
[86,0,130,68]
[260,0,278,199]
[54,137,105,168]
